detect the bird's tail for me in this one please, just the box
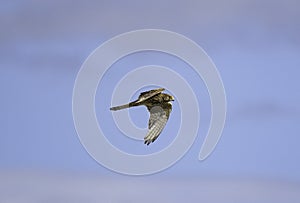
[110,103,130,111]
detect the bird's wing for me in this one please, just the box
[134,88,165,105]
[110,88,165,110]
[144,103,172,145]
[110,103,130,111]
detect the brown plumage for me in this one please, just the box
[110,88,174,145]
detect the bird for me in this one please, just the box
[110,88,174,145]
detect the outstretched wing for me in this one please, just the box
[110,103,130,111]
[134,88,165,105]
[144,103,172,145]
[110,88,165,111]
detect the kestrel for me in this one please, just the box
[110,88,174,145]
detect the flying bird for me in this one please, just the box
[110,88,174,145]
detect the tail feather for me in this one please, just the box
[110,103,130,111]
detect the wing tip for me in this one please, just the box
[144,138,152,145]
[144,136,159,145]
[110,107,117,111]
[110,104,130,111]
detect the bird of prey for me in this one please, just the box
[110,88,174,145]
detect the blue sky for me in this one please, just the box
[1,0,300,201]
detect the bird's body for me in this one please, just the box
[110,88,174,145]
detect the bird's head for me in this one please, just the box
[163,94,175,102]
[170,95,175,101]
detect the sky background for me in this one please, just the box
[1,0,300,202]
